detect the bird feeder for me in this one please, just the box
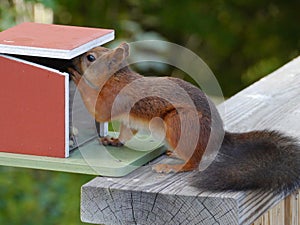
[0,22,165,176]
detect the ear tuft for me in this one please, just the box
[119,42,129,57]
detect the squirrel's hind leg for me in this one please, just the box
[152,109,204,173]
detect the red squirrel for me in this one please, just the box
[69,42,300,194]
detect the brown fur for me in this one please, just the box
[69,43,300,193]
[69,42,222,173]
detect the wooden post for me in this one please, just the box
[252,190,300,225]
[81,56,300,225]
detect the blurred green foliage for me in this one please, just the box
[51,0,300,96]
[0,0,299,224]
[1,0,299,96]
[0,167,93,225]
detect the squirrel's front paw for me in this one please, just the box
[99,136,124,147]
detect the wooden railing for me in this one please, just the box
[253,192,300,225]
[80,56,300,225]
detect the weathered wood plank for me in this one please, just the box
[298,191,300,224]
[252,190,300,225]
[81,56,300,225]
[284,192,298,225]
[81,170,239,225]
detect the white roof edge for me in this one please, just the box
[0,54,68,76]
[0,30,115,59]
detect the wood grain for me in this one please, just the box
[252,190,300,225]
[81,56,300,225]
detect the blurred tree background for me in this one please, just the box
[0,0,299,224]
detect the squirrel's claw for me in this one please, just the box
[99,136,124,147]
[152,164,181,173]
[165,150,180,158]
[152,161,198,173]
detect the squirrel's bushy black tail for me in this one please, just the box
[192,130,300,194]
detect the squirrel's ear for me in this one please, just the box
[113,47,125,62]
[111,42,129,64]
[113,42,129,61]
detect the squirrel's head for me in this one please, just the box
[71,42,130,89]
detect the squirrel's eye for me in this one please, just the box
[86,54,96,62]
